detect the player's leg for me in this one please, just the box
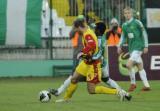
[136,57,151,91]
[49,75,72,96]
[49,56,86,96]
[87,81,131,101]
[87,62,132,101]
[55,71,83,103]
[63,60,88,100]
[102,65,120,89]
[63,71,83,100]
[127,52,137,92]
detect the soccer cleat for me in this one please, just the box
[125,94,132,101]
[141,87,151,91]
[55,98,70,103]
[128,84,136,92]
[48,88,59,96]
[117,89,125,101]
[118,89,132,101]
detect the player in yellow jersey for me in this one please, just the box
[55,19,130,102]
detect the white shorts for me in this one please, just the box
[129,50,143,63]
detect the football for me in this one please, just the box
[39,90,51,103]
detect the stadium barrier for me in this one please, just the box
[108,44,160,81]
[0,44,159,80]
[53,65,73,77]
[0,60,72,77]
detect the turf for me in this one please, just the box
[0,77,160,111]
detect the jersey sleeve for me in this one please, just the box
[82,34,96,55]
[136,19,148,47]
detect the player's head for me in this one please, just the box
[76,15,86,24]
[95,21,106,36]
[123,7,133,20]
[74,19,86,33]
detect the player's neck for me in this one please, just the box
[83,26,88,33]
[127,17,133,23]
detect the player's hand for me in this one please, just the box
[77,52,84,59]
[117,47,122,55]
[143,47,148,54]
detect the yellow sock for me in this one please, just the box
[64,83,77,100]
[95,86,117,94]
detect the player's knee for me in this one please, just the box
[126,64,132,70]
[71,78,78,84]
[102,77,109,82]
[87,85,96,94]
[88,89,95,94]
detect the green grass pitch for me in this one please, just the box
[0,77,160,111]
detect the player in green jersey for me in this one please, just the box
[117,7,151,92]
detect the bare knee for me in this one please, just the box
[136,63,143,71]
[126,64,131,69]
[126,61,134,70]
[87,82,96,94]
[71,72,82,84]
[71,76,78,84]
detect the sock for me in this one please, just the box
[129,68,136,84]
[95,86,117,94]
[106,78,120,89]
[64,83,77,100]
[139,69,150,87]
[57,76,72,95]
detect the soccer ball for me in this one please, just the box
[39,90,51,103]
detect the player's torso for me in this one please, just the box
[82,28,99,55]
[123,19,144,52]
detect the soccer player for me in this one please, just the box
[49,20,131,99]
[52,19,131,102]
[93,21,121,90]
[117,7,151,92]
[49,17,121,97]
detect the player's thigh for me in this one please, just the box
[128,51,142,68]
[75,60,89,77]
[87,82,96,94]
[72,71,84,83]
[126,59,134,69]
[87,62,102,83]
[136,62,144,71]
[129,51,143,63]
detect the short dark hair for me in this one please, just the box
[95,22,106,36]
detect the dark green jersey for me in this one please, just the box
[120,18,148,53]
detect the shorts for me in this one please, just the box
[129,50,143,63]
[75,60,102,84]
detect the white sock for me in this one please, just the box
[129,68,136,84]
[139,69,150,87]
[57,75,72,95]
[107,78,120,89]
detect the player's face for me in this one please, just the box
[124,10,132,20]
[78,23,86,33]
[78,27,84,33]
